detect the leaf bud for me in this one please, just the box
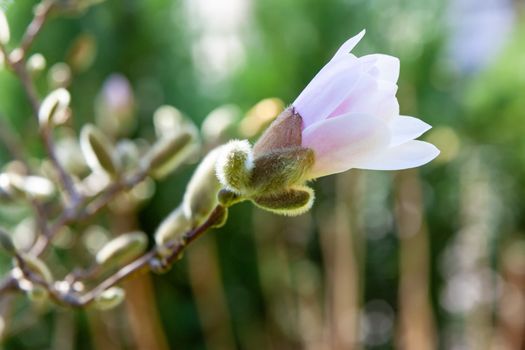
[94,287,125,311]
[251,185,315,216]
[95,231,148,269]
[80,124,120,176]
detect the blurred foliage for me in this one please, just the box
[1,0,524,349]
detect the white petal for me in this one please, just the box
[302,113,390,178]
[329,73,399,121]
[360,54,400,82]
[389,116,432,147]
[332,30,366,61]
[293,58,361,127]
[352,140,439,170]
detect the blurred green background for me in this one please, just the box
[0,0,524,349]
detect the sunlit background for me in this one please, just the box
[0,0,524,349]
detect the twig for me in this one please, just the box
[18,0,55,59]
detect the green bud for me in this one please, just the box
[0,9,10,45]
[251,185,315,216]
[80,124,119,176]
[183,146,224,227]
[39,88,71,127]
[215,140,253,193]
[142,131,195,179]
[17,254,54,284]
[95,232,148,269]
[0,228,16,256]
[154,206,190,257]
[250,146,314,194]
[94,287,125,311]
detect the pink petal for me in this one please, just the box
[329,73,399,121]
[352,140,439,170]
[389,116,431,147]
[331,30,366,61]
[302,113,390,178]
[294,58,362,127]
[360,54,400,82]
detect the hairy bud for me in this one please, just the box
[95,232,148,269]
[183,146,224,227]
[142,131,195,179]
[250,147,314,194]
[252,185,314,216]
[253,107,303,157]
[94,287,125,311]
[154,206,190,257]
[215,140,253,194]
[80,124,120,176]
[217,189,243,207]
[39,88,71,127]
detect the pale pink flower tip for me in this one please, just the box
[293,30,439,179]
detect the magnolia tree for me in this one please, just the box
[0,1,438,311]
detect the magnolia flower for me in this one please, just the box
[216,31,439,215]
[294,30,439,178]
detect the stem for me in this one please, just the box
[19,0,55,59]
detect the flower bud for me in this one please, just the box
[215,140,253,194]
[153,105,186,138]
[94,287,125,311]
[0,173,55,201]
[80,124,120,176]
[0,9,10,45]
[48,62,72,89]
[16,254,53,284]
[154,206,190,257]
[67,33,97,72]
[95,231,148,269]
[251,185,314,216]
[183,146,224,227]
[141,131,195,179]
[0,227,16,256]
[39,89,71,128]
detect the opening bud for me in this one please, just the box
[95,231,148,270]
[252,185,315,216]
[215,140,253,194]
[80,124,120,177]
[94,287,125,311]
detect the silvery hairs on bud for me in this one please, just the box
[252,185,315,216]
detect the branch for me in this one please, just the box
[18,0,55,59]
